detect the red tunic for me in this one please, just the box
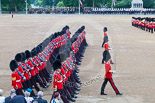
[104,43,109,50]
[21,63,30,81]
[53,72,63,90]
[32,59,39,74]
[11,72,22,89]
[36,57,42,71]
[27,60,35,76]
[60,67,67,83]
[63,63,71,78]
[104,32,107,36]
[18,66,25,82]
[105,62,112,78]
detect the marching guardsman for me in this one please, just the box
[37,45,52,83]
[35,46,50,83]
[31,48,49,88]
[21,52,32,89]
[148,19,153,33]
[25,50,40,92]
[15,53,27,90]
[21,52,36,97]
[10,60,24,95]
[53,60,70,103]
[102,27,108,48]
[153,18,155,32]
[58,52,76,102]
[62,25,71,38]
[101,55,123,95]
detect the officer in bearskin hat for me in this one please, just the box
[25,50,41,92]
[15,53,28,90]
[10,60,24,95]
[52,59,70,103]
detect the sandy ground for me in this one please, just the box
[0,14,155,103]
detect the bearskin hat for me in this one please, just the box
[81,26,85,31]
[25,50,32,59]
[15,53,23,62]
[104,27,107,32]
[61,30,66,35]
[53,60,62,71]
[21,52,26,61]
[66,25,69,29]
[31,48,37,57]
[9,60,18,71]
[50,34,54,41]
[36,46,40,54]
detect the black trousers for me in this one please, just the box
[16,88,24,95]
[22,82,27,90]
[63,84,73,100]
[101,78,120,94]
[35,74,45,88]
[30,76,40,91]
[57,89,70,103]
[25,79,32,88]
[42,68,50,81]
[39,71,47,85]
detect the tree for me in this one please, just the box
[34,0,43,7]
[2,0,155,11]
[143,0,155,8]
[56,1,65,7]
[62,0,78,7]
[2,0,31,12]
[31,0,35,4]
[115,0,132,8]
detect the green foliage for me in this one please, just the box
[1,0,31,12]
[62,0,78,7]
[115,0,132,8]
[34,0,43,6]
[143,0,155,8]
[1,0,155,11]
[56,1,65,7]
[31,0,35,4]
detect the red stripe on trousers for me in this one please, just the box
[109,78,119,94]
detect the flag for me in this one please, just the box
[113,0,116,6]
[80,0,83,7]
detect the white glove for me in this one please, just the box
[109,48,112,50]
[22,76,26,80]
[113,70,116,74]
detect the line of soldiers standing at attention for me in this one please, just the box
[92,8,155,15]
[9,25,88,103]
[100,27,123,96]
[132,17,155,33]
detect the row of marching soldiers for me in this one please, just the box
[132,17,155,33]
[9,25,88,103]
